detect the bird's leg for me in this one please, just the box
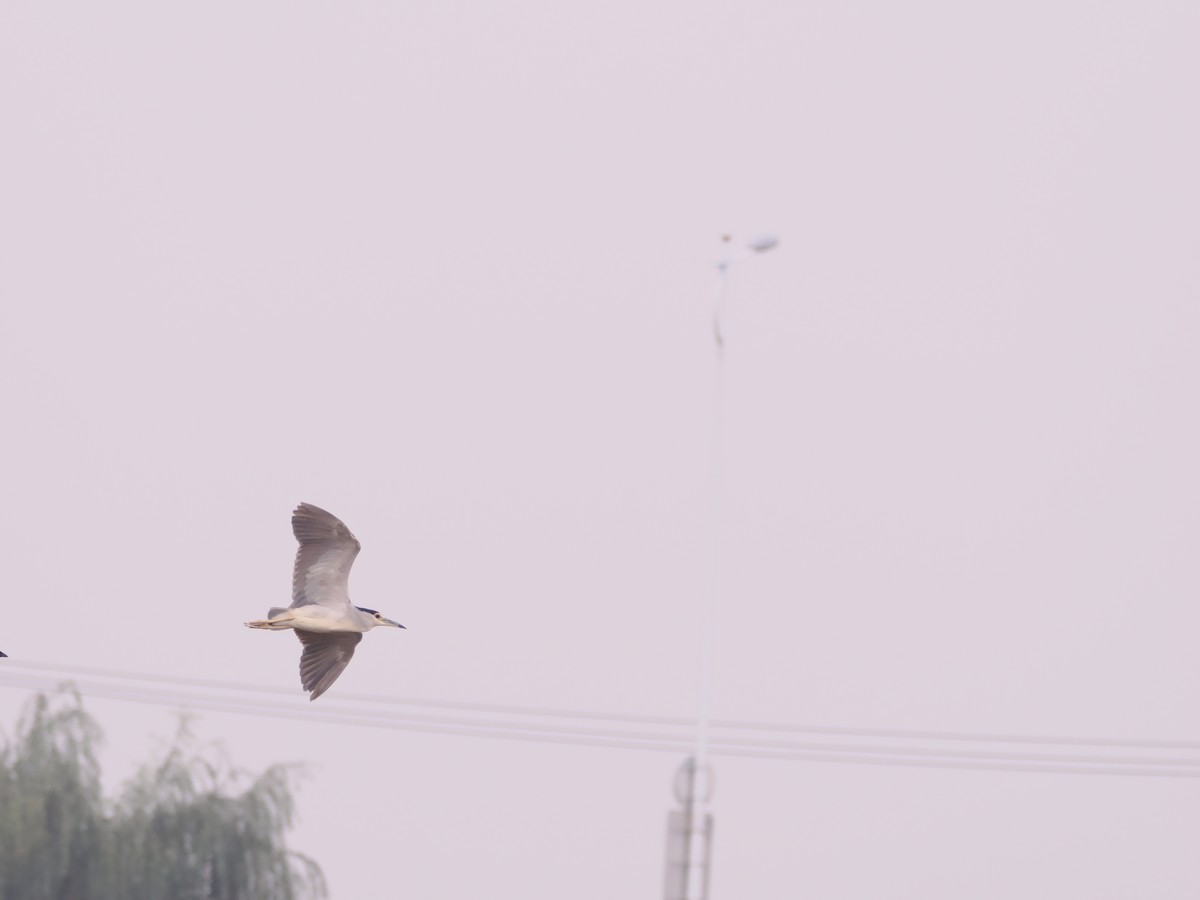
[244,613,297,630]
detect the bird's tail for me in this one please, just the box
[244,608,296,630]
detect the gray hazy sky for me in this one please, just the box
[2,2,1198,897]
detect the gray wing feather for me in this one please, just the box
[296,630,363,700]
[291,503,361,609]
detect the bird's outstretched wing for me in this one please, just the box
[291,502,361,609]
[296,630,363,700]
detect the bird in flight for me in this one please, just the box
[246,503,405,700]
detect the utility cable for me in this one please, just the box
[2,669,1198,779]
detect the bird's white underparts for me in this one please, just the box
[245,502,405,700]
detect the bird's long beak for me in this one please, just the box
[384,619,406,629]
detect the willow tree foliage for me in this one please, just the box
[0,689,326,900]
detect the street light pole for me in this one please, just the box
[664,233,779,900]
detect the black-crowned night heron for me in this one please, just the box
[246,503,405,700]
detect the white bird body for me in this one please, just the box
[245,503,405,699]
[258,604,379,633]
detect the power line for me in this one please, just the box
[0,659,691,724]
[4,657,1197,752]
[2,668,1198,779]
[709,716,1200,752]
[0,671,684,754]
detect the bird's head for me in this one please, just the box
[356,606,406,630]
